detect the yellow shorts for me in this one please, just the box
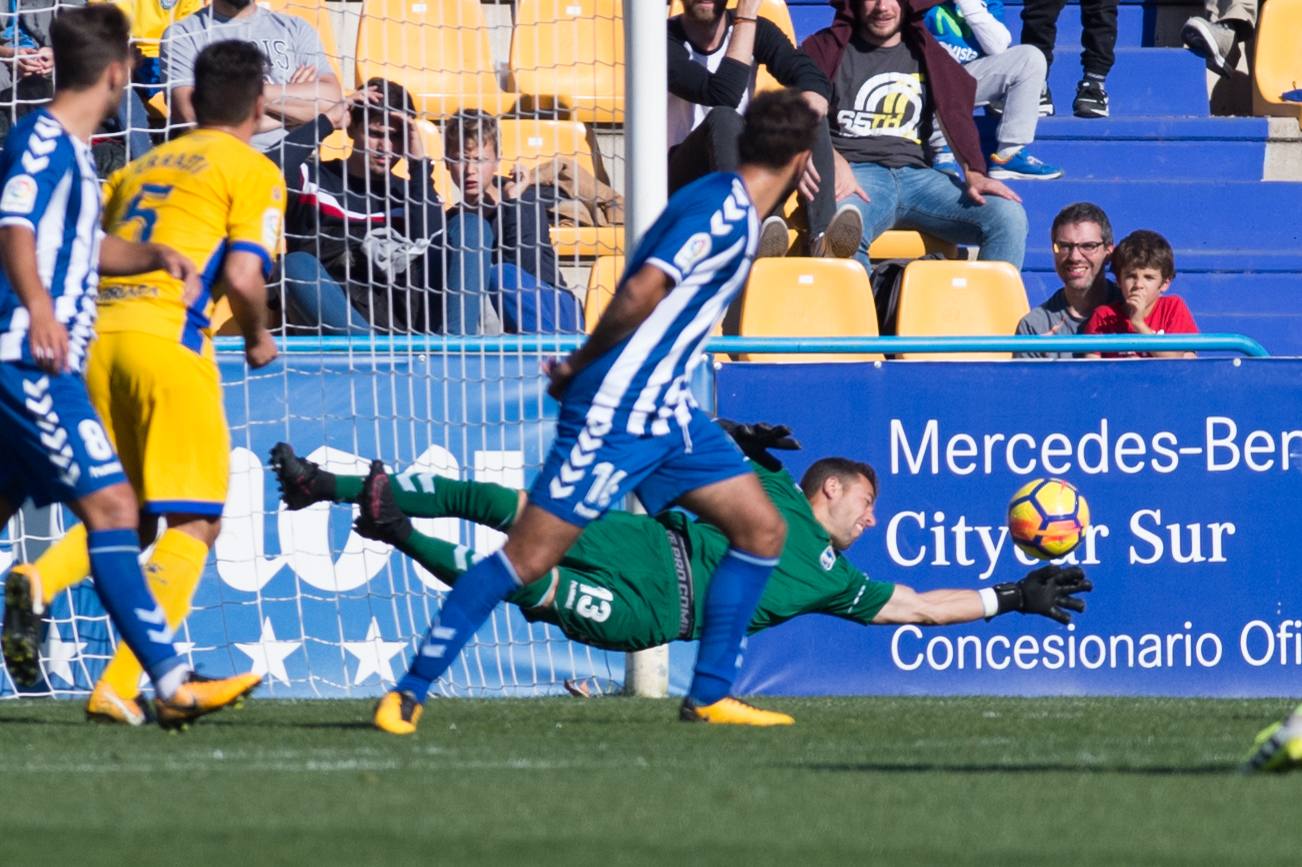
[84,332,229,516]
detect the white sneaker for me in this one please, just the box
[811,203,863,258]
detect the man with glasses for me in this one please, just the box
[1014,201,1120,358]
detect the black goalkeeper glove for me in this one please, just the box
[991,564,1092,624]
[716,419,801,472]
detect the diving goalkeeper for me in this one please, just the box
[271,422,1090,653]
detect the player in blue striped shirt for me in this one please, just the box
[0,7,261,726]
[375,90,820,734]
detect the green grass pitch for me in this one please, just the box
[1,696,1299,865]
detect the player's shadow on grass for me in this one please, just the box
[798,761,1234,776]
[0,714,84,727]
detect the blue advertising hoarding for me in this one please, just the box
[721,358,1302,697]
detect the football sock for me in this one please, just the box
[35,522,91,606]
[395,550,520,700]
[687,547,778,706]
[86,529,185,692]
[335,473,519,527]
[98,529,208,699]
[398,530,475,587]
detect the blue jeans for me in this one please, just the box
[841,163,1028,268]
[282,212,494,334]
[492,263,583,334]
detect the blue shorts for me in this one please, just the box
[529,405,749,527]
[0,363,128,509]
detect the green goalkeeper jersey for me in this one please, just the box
[510,463,895,650]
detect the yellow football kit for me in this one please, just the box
[95,127,285,514]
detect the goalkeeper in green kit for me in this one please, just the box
[270,422,1092,654]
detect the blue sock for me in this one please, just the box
[687,547,778,706]
[87,528,184,683]
[396,550,521,700]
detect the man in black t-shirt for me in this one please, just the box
[809,0,1028,268]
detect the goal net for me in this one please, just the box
[0,0,663,699]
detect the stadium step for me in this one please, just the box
[1042,48,1207,117]
[980,115,1269,181]
[1011,178,1302,253]
[1020,270,1302,354]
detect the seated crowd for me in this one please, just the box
[0,0,1218,349]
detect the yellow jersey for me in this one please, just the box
[107,0,207,59]
[98,128,285,354]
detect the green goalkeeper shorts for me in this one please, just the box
[510,511,685,652]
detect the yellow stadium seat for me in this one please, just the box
[868,230,958,260]
[894,260,1028,360]
[257,0,344,83]
[738,258,881,362]
[355,0,516,118]
[493,119,621,256]
[1252,0,1302,127]
[666,0,793,93]
[510,0,624,124]
[583,255,624,331]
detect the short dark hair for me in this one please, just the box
[1111,229,1176,281]
[350,77,416,131]
[443,109,499,158]
[800,457,878,500]
[51,5,130,92]
[738,89,819,170]
[193,41,267,126]
[1051,202,1113,247]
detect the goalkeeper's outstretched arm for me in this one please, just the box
[872,565,1092,626]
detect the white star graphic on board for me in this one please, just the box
[234,618,301,685]
[342,618,406,685]
[43,622,87,686]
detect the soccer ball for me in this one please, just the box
[1007,478,1090,560]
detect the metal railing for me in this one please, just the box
[213,333,1270,357]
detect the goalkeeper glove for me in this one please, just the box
[716,419,801,471]
[990,564,1092,624]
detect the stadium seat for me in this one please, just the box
[894,260,1029,360]
[355,0,516,118]
[1251,0,1302,127]
[510,0,624,124]
[868,230,958,261]
[495,119,621,257]
[737,258,882,362]
[583,254,623,330]
[257,0,344,83]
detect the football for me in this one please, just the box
[1007,478,1090,560]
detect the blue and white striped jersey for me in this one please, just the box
[0,109,104,373]
[569,171,757,436]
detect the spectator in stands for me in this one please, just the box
[441,110,583,334]
[1181,0,1255,79]
[801,0,1028,268]
[275,79,492,335]
[923,0,1062,179]
[1083,229,1198,358]
[669,0,862,258]
[1014,202,1119,357]
[1019,0,1116,117]
[161,0,341,151]
[112,0,205,89]
[0,0,150,169]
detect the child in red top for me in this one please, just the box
[1083,229,1198,358]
